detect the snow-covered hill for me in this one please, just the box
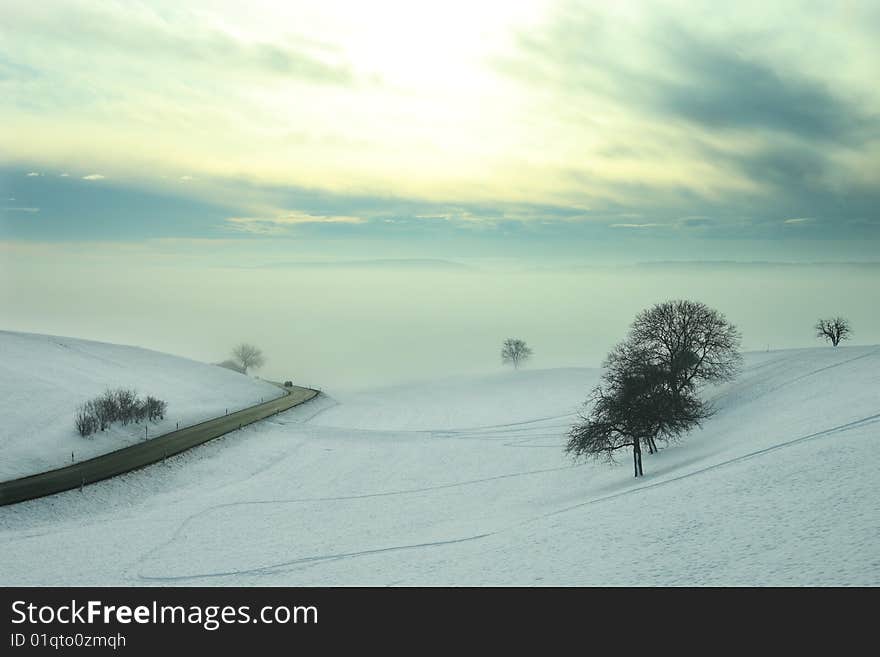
[0,344,877,585]
[0,331,283,480]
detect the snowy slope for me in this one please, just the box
[311,367,594,431]
[0,345,878,585]
[0,331,283,480]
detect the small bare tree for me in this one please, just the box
[815,317,851,347]
[501,338,533,370]
[232,343,265,374]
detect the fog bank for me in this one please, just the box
[2,249,877,390]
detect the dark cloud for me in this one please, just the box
[649,28,873,144]
[500,1,880,240]
[0,168,236,241]
[510,4,876,143]
[678,217,713,228]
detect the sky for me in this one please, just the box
[1,1,878,386]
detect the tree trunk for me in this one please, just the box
[633,438,643,477]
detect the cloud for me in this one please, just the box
[2,207,40,213]
[2,1,878,244]
[678,216,713,228]
[492,1,880,240]
[650,30,871,145]
[784,217,814,225]
[26,172,41,177]
[59,173,69,177]
[609,222,666,229]
[508,2,877,145]
[226,211,366,234]
[82,174,106,180]
[6,3,355,87]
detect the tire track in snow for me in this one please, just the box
[308,412,577,435]
[432,422,573,439]
[131,463,583,580]
[137,533,494,582]
[781,348,880,387]
[434,432,568,448]
[722,349,880,404]
[543,411,880,519]
[430,413,577,435]
[288,396,341,424]
[134,410,879,583]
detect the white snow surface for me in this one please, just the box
[1,343,878,585]
[0,331,283,480]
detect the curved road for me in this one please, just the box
[0,386,319,507]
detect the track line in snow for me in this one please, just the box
[543,411,880,519]
[432,422,574,439]
[133,410,879,583]
[736,349,880,401]
[129,463,584,577]
[137,533,493,582]
[288,397,341,424]
[309,412,577,435]
[782,348,880,386]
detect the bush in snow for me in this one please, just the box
[74,389,167,437]
[133,398,148,424]
[145,396,167,422]
[113,388,139,425]
[74,405,99,437]
[93,390,117,431]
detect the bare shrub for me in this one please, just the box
[74,404,99,437]
[74,389,168,437]
[114,388,139,425]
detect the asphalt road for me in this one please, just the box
[0,385,319,507]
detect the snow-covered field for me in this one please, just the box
[0,331,283,480]
[1,342,878,585]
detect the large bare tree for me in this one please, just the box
[567,354,709,477]
[815,317,851,347]
[501,338,533,369]
[232,343,265,374]
[626,299,742,395]
[567,300,741,477]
